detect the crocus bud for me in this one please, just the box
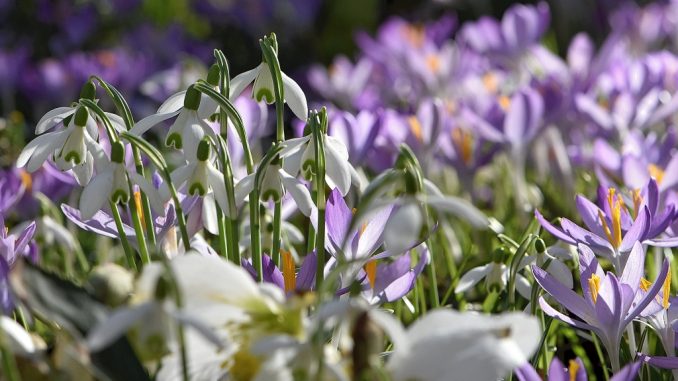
[183,85,202,111]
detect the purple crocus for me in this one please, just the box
[0,168,27,214]
[242,251,316,293]
[536,179,675,270]
[532,242,669,371]
[0,216,37,313]
[515,357,641,381]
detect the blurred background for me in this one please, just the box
[0,0,664,164]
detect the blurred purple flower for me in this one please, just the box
[0,216,36,313]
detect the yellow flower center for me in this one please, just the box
[229,348,261,381]
[640,278,652,292]
[402,24,425,48]
[598,188,624,249]
[408,116,424,143]
[451,128,474,166]
[134,191,145,231]
[426,54,440,73]
[282,250,296,293]
[482,72,498,93]
[663,265,672,309]
[632,189,643,219]
[648,164,665,184]
[19,169,32,192]
[499,95,511,111]
[365,260,377,289]
[589,274,601,304]
[568,359,579,381]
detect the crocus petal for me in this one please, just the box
[532,265,595,323]
[660,154,678,192]
[13,222,36,255]
[229,65,260,100]
[79,170,114,220]
[625,258,670,325]
[619,207,650,253]
[325,188,352,249]
[535,210,576,245]
[279,169,313,216]
[281,72,308,121]
[546,357,568,381]
[576,94,613,130]
[296,251,317,291]
[609,361,642,381]
[620,241,645,289]
[514,363,541,381]
[538,296,595,331]
[455,264,491,293]
[357,205,393,258]
[622,156,650,190]
[575,195,605,236]
[35,107,75,134]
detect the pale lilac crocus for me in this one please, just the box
[0,216,37,313]
[515,357,641,381]
[242,252,317,293]
[536,179,675,270]
[532,242,669,371]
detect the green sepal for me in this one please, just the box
[80,81,97,101]
[183,85,201,110]
[74,106,89,127]
[165,133,183,149]
[111,141,125,163]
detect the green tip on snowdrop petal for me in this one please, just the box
[74,106,89,127]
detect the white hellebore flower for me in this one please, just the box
[371,309,541,381]
[279,134,355,196]
[17,106,105,186]
[235,163,314,217]
[130,84,218,159]
[78,141,164,219]
[230,60,308,121]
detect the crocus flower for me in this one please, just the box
[532,242,669,371]
[242,251,317,293]
[536,179,675,269]
[0,168,27,213]
[229,55,308,121]
[371,308,541,381]
[515,357,641,381]
[0,216,37,313]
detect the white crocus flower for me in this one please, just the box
[279,134,355,196]
[235,163,314,217]
[230,61,308,121]
[130,84,218,159]
[78,142,164,220]
[371,309,541,381]
[17,106,104,185]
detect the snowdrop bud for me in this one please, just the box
[79,81,96,100]
[73,106,89,127]
[352,311,384,380]
[196,139,210,161]
[268,33,279,54]
[111,141,125,164]
[183,85,201,111]
[206,64,220,86]
[87,263,134,307]
[535,238,547,254]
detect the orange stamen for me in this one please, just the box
[498,95,511,110]
[408,116,424,143]
[19,170,32,192]
[365,260,377,288]
[589,274,601,304]
[426,54,440,73]
[648,164,665,184]
[568,360,579,381]
[451,128,473,165]
[663,265,672,309]
[632,189,643,219]
[134,191,145,231]
[482,73,498,93]
[282,250,296,293]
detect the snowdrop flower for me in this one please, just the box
[1,316,43,358]
[17,106,104,185]
[130,84,218,159]
[159,140,232,220]
[235,163,314,217]
[78,141,163,219]
[230,48,308,121]
[279,132,356,196]
[371,308,541,381]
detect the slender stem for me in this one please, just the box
[313,114,327,293]
[0,326,21,381]
[272,201,282,266]
[424,232,439,308]
[250,196,262,281]
[216,208,228,258]
[164,173,191,252]
[110,201,137,271]
[133,148,157,248]
[592,334,611,380]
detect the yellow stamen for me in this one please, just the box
[640,278,652,292]
[499,95,511,111]
[632,189,643,219]
[281,250,296,293]
[589,274,601,304]
[402,24,424,47]
[360,223,368,237]
[365,260,377,289]
[426,54,440,73]
[451,128,474,165]
[134,191,146,231]
[648,164,665,184]
[482,72,498,93]
[18,169,32,192]
[568,360,580,381]
[408,116,424,143]
[663,265,672,309]
[606,188,623,249]
[598,210,614,247]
